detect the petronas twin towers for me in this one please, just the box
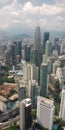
[33,26,41,52]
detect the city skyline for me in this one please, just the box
[0,0,65,34]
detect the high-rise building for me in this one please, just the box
[45,40,52,56]
[52,60,60,74]
[4,49,11,66]
[23,44,27,61]
[23,45,31,62]
[26,45,31,61]
[42,55,52,74]
[37,96,55,130]
[40,63,48,97]
[56,67,64,89]
[18,81,27,102]
[42,54,47,63]
[20,98,32,130]
[17,41,22,57]
[30,26,42,67]
[11,44,16,66]
[29,80,40,108]
[30,49,42,67]
[59,88,65,121]
[13,41,22,62]
[43,32,49,54]
[34,26,41,52]
[47,59,52,74]
[23,63,39,82]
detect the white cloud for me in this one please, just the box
[0,0,65,31]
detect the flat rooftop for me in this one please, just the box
[0,96,8,102]
[22,98,31,107]
[9,94,18,101]
[38,96,54,107]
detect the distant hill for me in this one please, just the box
[0,32,31,41]
[14,33,31,39]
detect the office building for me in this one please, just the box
[4,49,11,66]
[59,88,65,121]
[42,56,52,74]
[30,26,42,67]
[18,81,27,102]
[13,41,22,57]
[30,49,42,67]
[47,59,52,74]
[52,60,60,74]
[43,32,49,54]
[52,43,60,55]
[37,96,55,130]
[34,26,41,52]
[56,67,64,89]
[31,64,39,82]
[40,63,48,97]
[23,63,39,82]
[29,80,40,108]
[13,41,22,63]
[17,41,22,57]
[42,54,47,63]
[23,45,31,62]
[11,44,16,66]
[45,40,52,56]
[20,98,32,130]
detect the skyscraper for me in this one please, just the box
[18,81,27,102]
[45,40,52,56]
[23,63,39,82]
[37,96,55,130]
[40,63,48,97]
[20,98,32,130]
[59,88,65,121]
[30,26,42,68]
[43,32,49,54]
[29,80,40,108]
[4,49,11,66]
[30,49,42,67]
[13,41,22,62]
[34,26,41,52]
[11,44,16,66]
[17,41,22,57]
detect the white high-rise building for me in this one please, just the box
[37,96,55,130]
[45,40,52,56]
[23,63,38,82]
[20,98,32,130]
[59,88,65,120]
[56,67,64,89]
[53,60,60,74]
[31,64,39,82]
[42,54,47,63]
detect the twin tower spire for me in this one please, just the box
[33,26,49,54]
[33,26,41,52]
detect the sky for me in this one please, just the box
[0,0,65,34]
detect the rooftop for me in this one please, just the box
[0,96,8,102]
[9,94,18,101]
[22,98,31,107]
[41,63,47,66]
[38,96,54,107]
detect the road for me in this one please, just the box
[0,116,20,129]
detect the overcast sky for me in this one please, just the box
[0,0,65,33]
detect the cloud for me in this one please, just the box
[0,0,65,32]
